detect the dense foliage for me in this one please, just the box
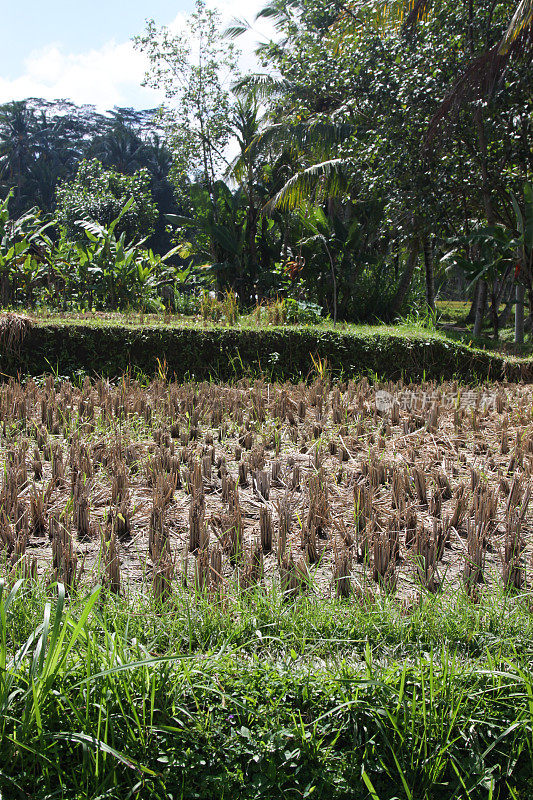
[0,0,531,324]
[0,101,179,253]
[239,0,532,326]
[133,0,533,325]
[0,194,182,311]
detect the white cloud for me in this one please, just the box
[0,41,161,110]
[208,0,276,76]
[165,0,275,79]
[0,0,276,111]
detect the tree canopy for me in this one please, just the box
[0,0,531,328]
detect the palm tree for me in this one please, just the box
[90,119,148,175]
[30,112,82,210]
[0,102,38,211]
[0,101,84,213]
[142,134,178,253]
[226,96,265,299]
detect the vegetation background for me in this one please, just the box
[0,0,530,347]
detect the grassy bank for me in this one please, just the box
[2,580,533,800]
[1,314,531,382]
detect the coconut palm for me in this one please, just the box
[90,120,148,175]
[0,101,84,213]
[0,102,38,211]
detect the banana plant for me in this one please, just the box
[75,198,143,307]
[75,198,180,309]
[16,253,49,305]
[0,190,55,305]
[166,180,251,298]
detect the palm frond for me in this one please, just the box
[332,0,421,35]
[255,2,281,20]
[254,41,279,58]
[232,74,292,99]
[264,159,347,213]
[256,120,354,155]
[256,0,300,27]
[500,0,533,52]
[224,18,252,40]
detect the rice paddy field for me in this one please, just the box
[3,373,533,799]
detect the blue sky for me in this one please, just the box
[0,1,193,79]
[0,0,265,109]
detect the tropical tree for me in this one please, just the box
[0,103,42,212]
[0,100,177,253]
[56,159,158,244]
[0,190,55,306]
[90,118,148,175]
[231,0,532,321]
[134,0,239,196]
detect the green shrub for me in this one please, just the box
[0,320,529,382]
[56,158,158,243]
[285,298,323,325]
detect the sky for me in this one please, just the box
[0,0,269,110]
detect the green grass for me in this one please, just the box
[442,324,533,357]
[436,301,470,325]
[3,578,533,799]
[435,301,533,356]
[16,307,533,354]
[20,308,442,336]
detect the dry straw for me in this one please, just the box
[0,375,530,603]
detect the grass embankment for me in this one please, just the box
[2,580,533,800]
[436,301,470,324]
[1,312,531,382]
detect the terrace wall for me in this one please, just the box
[1,323,531,382]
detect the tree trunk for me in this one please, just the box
[490,286,499,339]
[323,238,337,326]
[389,238,420,319]
[423,236,435,313]
[465,281,480,324]
[524,278,533,331]
[515,283,525,344]
[472,107,497,340]
[473,279,487,337]
[474,106,496,227]
[498,300,513,329]
[246,160,257,306]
